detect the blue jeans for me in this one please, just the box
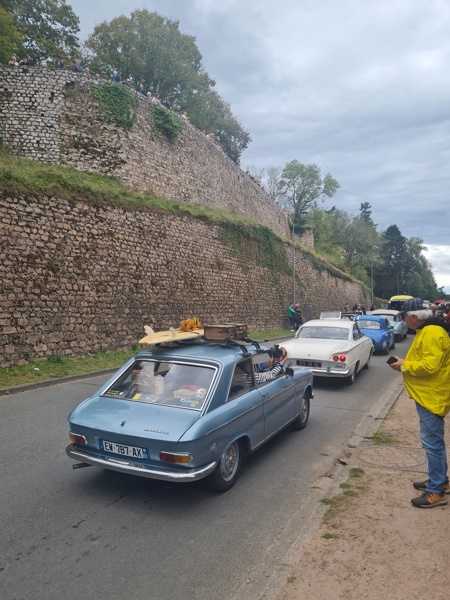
[416,403,448,494]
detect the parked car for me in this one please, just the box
[371,309,408,342]
[354,315,395,354]
[66,333,313,493]
[283,316,373,385]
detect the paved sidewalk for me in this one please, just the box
[265,387,450,600]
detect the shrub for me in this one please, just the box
[93,84,139,130]
[153,104,181,141]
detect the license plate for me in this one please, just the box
[99,439,148,459]
[298,360,322,368]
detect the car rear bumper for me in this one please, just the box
[66,443,217,482]
[311,368,352,378]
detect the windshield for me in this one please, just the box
[297,326,350,340]
[103,360,215,410]
[358,320,382,330]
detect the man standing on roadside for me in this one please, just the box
[389,298,450,508]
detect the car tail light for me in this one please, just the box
[332,355,346,362]
[160,451,193,464]
[69,432,87,445]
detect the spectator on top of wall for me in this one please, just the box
[162,98,171,109]
[151,93,162,104]
[8,55,19,67]
[72,59,83,73]
[81,68,90,77]
[94,73,100,80]
[111,72,122,83]
[136,82,146,95]
[56,58,65,69]
[19,57,29,68]
[181,111,190,122]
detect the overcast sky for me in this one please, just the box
[70,0,450,293]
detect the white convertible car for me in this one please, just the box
[283,315,373,385]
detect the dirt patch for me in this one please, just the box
[273,389,450,600]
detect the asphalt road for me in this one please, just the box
[0,341,410,600]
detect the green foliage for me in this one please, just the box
[84,9,250,163]
[93,83,139,130]
[153,104,181,141]
[188,88,251,164]
[86,10,212,104]
[0,7,24,65]
[2,0,80,65]
[216,222,291,277]
[277,161,340,232]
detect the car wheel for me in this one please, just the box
[391,337,396,350]
[346,366,357,385]
[208,440,242,493]
[383,342,389,355]
[363,352,371,370]
[292,390,310,430]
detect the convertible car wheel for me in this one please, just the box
[292,390,310,430]
[208,440,242,493]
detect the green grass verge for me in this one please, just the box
[0,329,293,390]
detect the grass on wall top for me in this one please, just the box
[0,146,362,285]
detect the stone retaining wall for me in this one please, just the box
[0,192,367,367]
[0,66,293,240]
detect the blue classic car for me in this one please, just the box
[371,309,408,342]
[354,315,396,354]
[66,333,313,492]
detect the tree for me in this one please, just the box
[264,166,283,200]
[277,161,340,233]
[359,202,376,226]
[373,225,409,298]
[85,9,250,163]
[187,88,251,164]
[2,0,80,64]
[0,6,24,65]
[86,10,213,104]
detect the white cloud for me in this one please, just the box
[423,245,450,294]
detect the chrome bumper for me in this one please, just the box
[66,444,217,482]
[310,366,351,377]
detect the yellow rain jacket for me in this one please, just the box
[401,322,450,416]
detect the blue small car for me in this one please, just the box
[354,315,395,354]
[67,337,313,492]
[371,309,408,342]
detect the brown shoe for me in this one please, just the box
[412,479,450,494]
[411,491,448,508]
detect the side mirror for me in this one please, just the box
[285,367,294,377]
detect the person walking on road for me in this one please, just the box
[388,297,450,508]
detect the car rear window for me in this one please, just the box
[298,326,349,340]
[358,320,382,330]
[103,360,215,410]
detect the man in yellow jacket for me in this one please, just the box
[389,297,450,508]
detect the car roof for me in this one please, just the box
[133,339,266,366]
[301,319,353,328]
[371,309,399,316]
[355,315,386,322]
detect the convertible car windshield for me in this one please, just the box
[103,360,215,410]
[297,326,350,341]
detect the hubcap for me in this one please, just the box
[220,443,238,481]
